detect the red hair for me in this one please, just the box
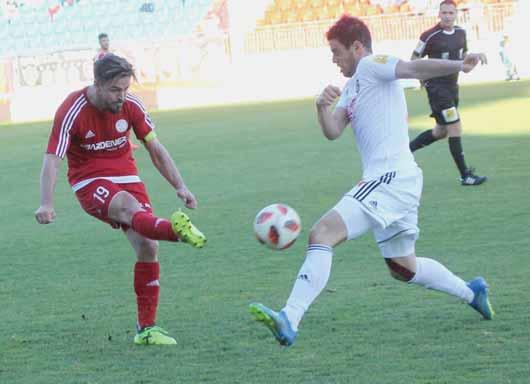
[326,15,372,51]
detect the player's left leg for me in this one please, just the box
[277,210,354,339]
[442,89,487,186]
[78,179,204,245]
[250,196,374,346]
[446,121,487,186]
[125,229,177,345]
[108,187,205,247]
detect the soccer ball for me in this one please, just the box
[254,203,301,250]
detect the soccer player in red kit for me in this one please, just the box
[35,54,206,345]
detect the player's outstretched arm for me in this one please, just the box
[395,53,487,80]
[144,138,197,209]
[35,153,62,224]
[316,85,349,140]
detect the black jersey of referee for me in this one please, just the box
[413,24,467,85]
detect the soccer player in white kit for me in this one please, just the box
[249,15,494,347]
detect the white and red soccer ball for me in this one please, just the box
[254,203,301,250]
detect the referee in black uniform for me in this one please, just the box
[409,0,487,186]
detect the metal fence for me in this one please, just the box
[244,3,516,54]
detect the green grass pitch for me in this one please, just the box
[1,80,529,383]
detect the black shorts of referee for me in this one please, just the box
[425,81,460,125]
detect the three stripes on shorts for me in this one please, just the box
[350,171,396,202]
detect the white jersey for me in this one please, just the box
[335,54,417,179]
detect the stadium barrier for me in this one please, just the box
[244,3,515,54]
[0,2,525,124]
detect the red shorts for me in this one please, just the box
[75,179,152,230]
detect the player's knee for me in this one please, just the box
[309,222,332,246]
[446,124,461,137]
[309,212,347,246]
[433,125,448,139]
[137,239,159,261]
[385,258,415,282]
[109,192,143,224]
[388,269,410,282]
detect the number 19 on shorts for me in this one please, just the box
[93,185,110,204]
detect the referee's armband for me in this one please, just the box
[143,131,157,143]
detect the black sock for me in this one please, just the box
[409,129,438,152]
[448,137,468,177]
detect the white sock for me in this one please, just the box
[281,244,333,331]
[409,257,474,303]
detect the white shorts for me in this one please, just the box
[332,167,423,258]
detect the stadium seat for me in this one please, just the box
[285,10,301,23]
[327,0,342,7]
[292,0,307,9]
[277,0,292,12]
[309,0,325,9]
[301,7,317,21]
[270,11,284,24]
[344,3,362,16]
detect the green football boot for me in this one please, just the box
[170,210,206,248]
[134,326,177,345]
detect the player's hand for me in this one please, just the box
[35,205,56,224]
[316,85,341,107]
[176,185,197,209]
[462,53,487,73]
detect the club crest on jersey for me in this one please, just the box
[115,119,128,133]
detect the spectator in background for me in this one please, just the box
[408,0,430,14]
[94,33,110,62]
[499,33,519,81]
[139,2,154,13]
[466,0,484,40]
[4,0,20,24]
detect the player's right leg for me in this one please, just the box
[387,255,494,320]
[250,199,372,346]
[125,229,177,345]
[376,215,494,320]
[409,124,446,152]
[409,86,451,152]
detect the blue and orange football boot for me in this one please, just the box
[467,277,495,320]
[249,303,297,346]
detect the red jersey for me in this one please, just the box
[94,50,109,62]
[46,88,156,191]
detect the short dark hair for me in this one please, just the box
[439,0,457,8]
[98,33,108,40]
[326,15,372,52]
[94,54,136,83]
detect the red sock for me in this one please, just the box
[131,211,178,241]
[134,262,160,329]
